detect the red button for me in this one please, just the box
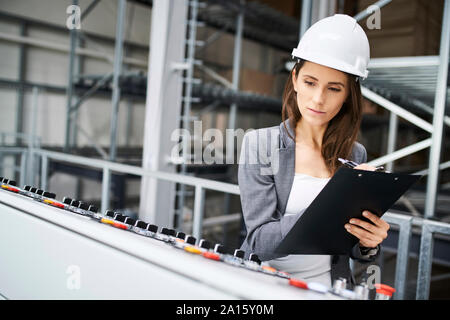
[113,222,128,230]
[202,251,220,261]
[289,278,308,289]
[52,202,65,209]
[374,284,396,296]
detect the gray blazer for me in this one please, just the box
[238,119,379,286]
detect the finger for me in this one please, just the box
[350,218,388,240]
[345,223,382,244]
[349,218,377,234]
[354,163,376,171]
[346,226,380,248]
[362,211,389,230]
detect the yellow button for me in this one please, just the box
[44,199,53,204]
[184,246,201,254]
[101,218,114,225]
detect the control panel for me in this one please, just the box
[0,177,395,300]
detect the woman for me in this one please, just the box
[238,14,390,288]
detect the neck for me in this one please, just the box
[295,118,328,150]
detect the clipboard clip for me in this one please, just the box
[338,158,388,173]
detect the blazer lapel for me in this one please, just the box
[274,120,296,214]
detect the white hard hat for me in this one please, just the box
[292,14,370,80]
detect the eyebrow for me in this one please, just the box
[303,74,346,87]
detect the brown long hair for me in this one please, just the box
[282,59,364,175]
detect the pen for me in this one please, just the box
[338,158,386,172]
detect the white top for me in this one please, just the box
[266,173,332,287]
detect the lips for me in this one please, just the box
[307,108,326,114]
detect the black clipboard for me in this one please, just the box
[275,167,422,255]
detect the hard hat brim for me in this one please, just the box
[292,48,369,80]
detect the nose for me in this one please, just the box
[312,88,325,107]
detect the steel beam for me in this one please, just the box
[109,0,127,162]
[139,0,188,227]
[64,0,79,152]
[424,0,450,219]
[299,0,312,40]
[228,7,244,132]
[353,0,392,22]
[386,112,398,172]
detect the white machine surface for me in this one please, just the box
[0,184,343,300]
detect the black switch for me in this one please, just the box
[249,253,261,265]
[199,239,211,250]
[43,191,56,199]
[185,235,196,245]
[88,205,98,213]
[146,224,158,233]
[234,249,245,259]
[135,220,148,229]
[63,197,72,205]
[176,231,186,240]
[36,189,44,195]
[161,227,176,236]
[78,202,89,210]
[8,180,17,186]
[105,210,115,218]
[124,217,136,226]
[70,199,80,207]
[24,185,32,191]
[214,244,227,254]
[30,187,37,193]
[115,215,126,223]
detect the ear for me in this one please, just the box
[292,69,298,92]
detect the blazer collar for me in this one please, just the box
[279,119,296,150]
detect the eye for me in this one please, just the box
[304,80,315,86]
[329,87,341,92]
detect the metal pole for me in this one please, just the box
[19,151,27,187]
[15,22,27,146]
[228,5,244,132]
[80,0,101,21]
[416,223,434,299]
[40,155,48,191]
[394,219,412,300]
[28,87,39,186]
[14,22,27,183]
[101,167,111,213]
[192,185,205,240]
[65,0,79,152]
[225,4,244,231]
[424,0,450,219]
[109,0,126,162]
[178,0,200,227]
[125,99,133,147]
[299,0,312,40]
[386,112,398,172]
[353,0,392,22]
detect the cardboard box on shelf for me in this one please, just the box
[220,68,276,96]
[356,0,443,57]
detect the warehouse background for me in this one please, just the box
[0,0,448,299]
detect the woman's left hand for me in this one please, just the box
[345,210,390,248]
[345,162,389,248]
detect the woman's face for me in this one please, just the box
[292,61,350,128]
